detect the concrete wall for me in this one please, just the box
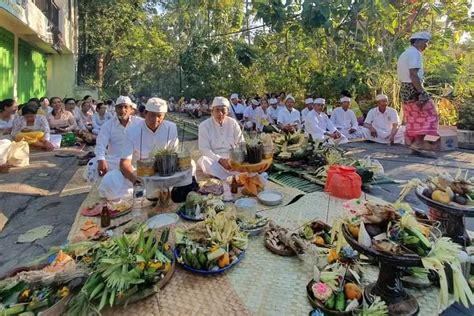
[47,53,76,98]
[0,0,78,99]
[0,0,76,52]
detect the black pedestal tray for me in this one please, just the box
[342,225,422,316]
[415,186,474,246]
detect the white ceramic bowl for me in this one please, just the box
[257,190,283,206]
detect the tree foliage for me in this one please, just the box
[78,0,473,114]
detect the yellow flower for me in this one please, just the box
[148,261,162,269]
[137,262,145,271]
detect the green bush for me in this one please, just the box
[457,100,474,130]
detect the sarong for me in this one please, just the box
[402,100,438,138]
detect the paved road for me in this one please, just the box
[0,151,87,275]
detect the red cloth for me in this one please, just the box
[402,100,438,138]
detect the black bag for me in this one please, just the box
[171,176,199,203]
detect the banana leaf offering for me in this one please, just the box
[175,211,248,273]
[65,227,174,315]
[339,200,474,310]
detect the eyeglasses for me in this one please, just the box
[212,107,228,113]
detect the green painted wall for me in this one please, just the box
[0,27,14,100]
[17,39,47,103]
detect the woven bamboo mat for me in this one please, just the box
[69,184,451,315]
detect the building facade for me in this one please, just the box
[0,0,78,103]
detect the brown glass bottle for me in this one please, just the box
[101,205,111,228]
[231,176,238,194]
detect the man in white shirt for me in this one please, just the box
[228,93,245,121]
[197,97,244,180]
[397,31,438,149]
[330,97,364,139]
[95,96,142,176]
[277,95,301,132]
[99,98,178,198]
[120,98,179,185]
[363,94,405,145]
[267,98,280,122]
[186,98,201,118]
[243,98,259,130]
[306,98,347,144]
[301,98,313,127]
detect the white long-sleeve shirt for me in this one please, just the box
[92,112,113,132]
[198,116,243,161]
[330,107,358,131]
[301,107,312,124]
[277,107,301,129]
[121,120,179,165]
[243,105,259,123]
[267,106,280,121]
[228,102,245,120]
[255,107,274,132]
[94,116,143,162]
[305,110,337,140]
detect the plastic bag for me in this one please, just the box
[325,165,361,199]
[98,169,133,201]
[0,139,11,165]
[61,132,76,147]
[7,141,30,167]
[83,158,99,183]
[50,134,62,149]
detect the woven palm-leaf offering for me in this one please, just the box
[335,199,474,315]
[0,250,88,316]
[65,227,175,315]
[174,211,248,275]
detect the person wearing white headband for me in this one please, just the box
[197,96,244,180]
[305,97,347,144]
[255,98,276,132]
[243,98,260,131]
[185,98,201,118]
[277,95,301,132]
[95,95,143,177]
[112,97,178,189]
[362,94,405,145]
[330,97,364,139]
[397,31,438,150]
[267,97,280,122]
[228,93,245,121]
[300,97,314,126]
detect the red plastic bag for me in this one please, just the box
[325,165,362,199]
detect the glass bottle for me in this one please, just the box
[231,176,238,194]
[100,204,111,228]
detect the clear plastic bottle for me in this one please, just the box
[132,182,145,224]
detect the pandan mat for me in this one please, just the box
[107,192,451,316]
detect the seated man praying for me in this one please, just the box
[99,98,178,197]
[95,96,142,175]
[363,94,405,145]
[330,97,364,139]
[305,98,347,144]
[277,95,301,133]
[197,96,244,180]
